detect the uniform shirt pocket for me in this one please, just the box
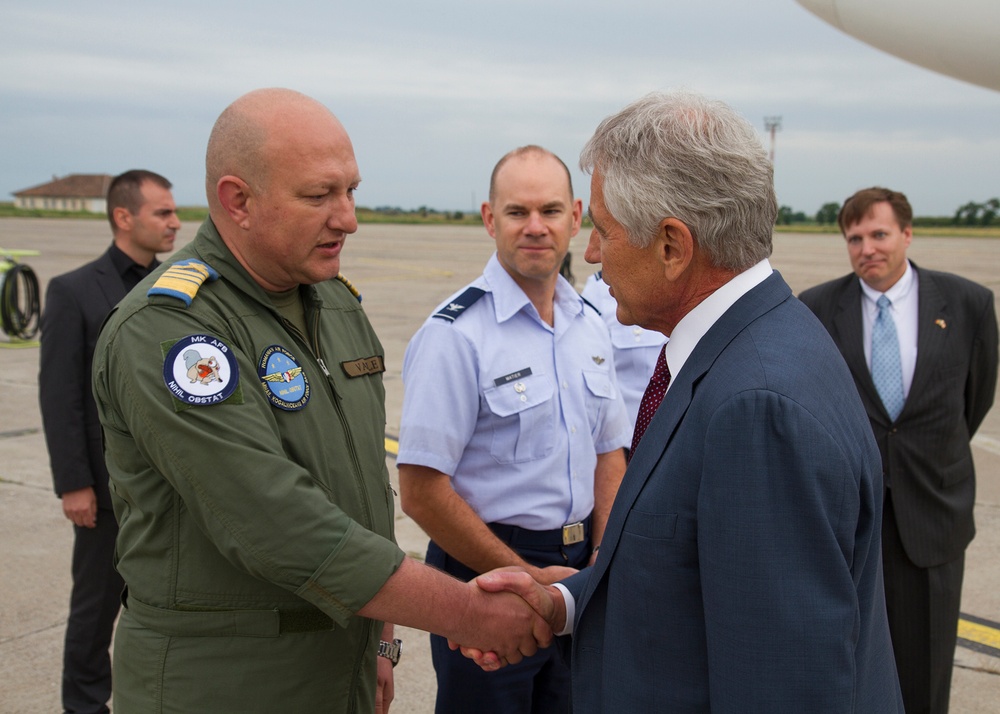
[483,372,555,464]
[582,368,615,425]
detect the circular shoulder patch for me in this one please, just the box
[163,334,239,405]
[258,345,311,411]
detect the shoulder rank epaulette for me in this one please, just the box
[336,273,362,302]
[147,259,219,307]
[432,287,485,322]
[580,295,601,316]
[594,269,603,281]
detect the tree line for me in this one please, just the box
[777,198,1000,227]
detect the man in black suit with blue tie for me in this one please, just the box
[39,169,179,713]
[799,187,998,714]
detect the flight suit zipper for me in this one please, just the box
[306,301,378,704]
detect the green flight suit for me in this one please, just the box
[93,218,405,713]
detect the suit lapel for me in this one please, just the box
[94,249,129,310]
[576,272,791,615]
[831,279,885,413]
[907,265,949,405]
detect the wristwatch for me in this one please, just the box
[378,638,403,667]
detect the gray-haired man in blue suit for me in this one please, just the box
[461,91,905,713]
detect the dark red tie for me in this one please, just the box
[631,345,671,455]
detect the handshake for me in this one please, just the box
[448,567,571,672]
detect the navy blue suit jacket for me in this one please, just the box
[562,272,903,712]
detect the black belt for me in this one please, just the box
[488,515,591,548]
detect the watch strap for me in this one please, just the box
[378,638,402,667]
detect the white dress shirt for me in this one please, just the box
[859,260,919,399]
[554,259,774,633]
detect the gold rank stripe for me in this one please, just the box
[155,263,213,294]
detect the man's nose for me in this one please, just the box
[525,211,546,234]
[584,229,601,264]
[329,196,359,234]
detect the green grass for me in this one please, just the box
[0,202,208,222]
[776,223,1000,238]
[0,203,475,225]
[2,203,997,236]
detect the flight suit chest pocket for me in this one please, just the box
[483,373,555,464]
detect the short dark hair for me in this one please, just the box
[107,170,173,230]
[488,145,573,203]
[838,187,912,234]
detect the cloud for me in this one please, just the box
[2,0,999,214]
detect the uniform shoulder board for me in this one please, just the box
[336,273,362,302]
[432,287,485,322]
[580,295,601,316]
[147,259,219,307]
[594,269,603,281]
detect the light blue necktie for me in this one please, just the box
[871,295,905,420]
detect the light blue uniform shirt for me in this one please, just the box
[581,272,667,431]
[398,253,631,530]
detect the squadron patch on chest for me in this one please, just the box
[258,345,311,411]
[162,334,240,407]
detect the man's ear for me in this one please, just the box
[111,206,133,233]
[217,176,252,229]
[654,217,695,281]
[570,197,583,237]
[481,201,497,239]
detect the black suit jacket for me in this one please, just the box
[39,248,129,509]
[800,263,998,567]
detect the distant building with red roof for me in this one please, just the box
[12,174,113,213]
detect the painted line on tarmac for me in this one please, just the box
[959,613,1000,657]
[0,339,39,349]
[0,427,40,440]
[972,434,1000,457]
[385,434,1000,658]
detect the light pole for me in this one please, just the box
[764,116,782,164]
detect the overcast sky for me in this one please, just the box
[2,0,998,217]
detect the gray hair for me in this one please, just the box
[580,91,776,271]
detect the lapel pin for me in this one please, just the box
[934,319,947,329]
[592,356,605,365]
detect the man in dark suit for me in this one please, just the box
[799,187,998,714]
[464,91,904,712]
[39,169,179,714]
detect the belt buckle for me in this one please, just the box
[562,521,585,545]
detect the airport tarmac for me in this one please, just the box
[2,217,999,712]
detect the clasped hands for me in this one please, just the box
[449,566,568,671]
